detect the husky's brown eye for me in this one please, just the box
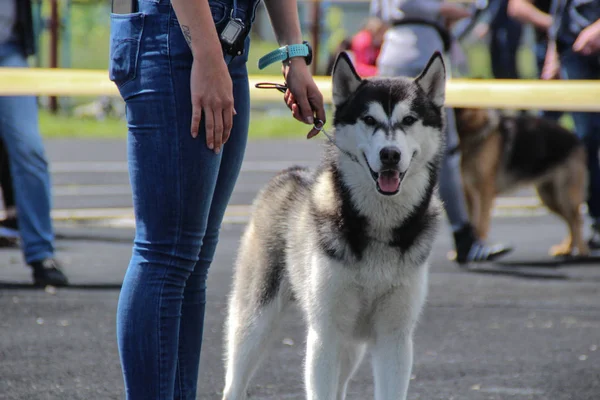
[363,116,376,126]
[402,116,417,126]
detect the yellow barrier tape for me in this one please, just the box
[1,68,600,111]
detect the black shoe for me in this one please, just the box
[29,258,69,287]
[0,216,19,239]
[453,223,513,265]
[588,223,600,251]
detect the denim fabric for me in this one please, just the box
[550,0,600,47]
[489,0,523,79]
[558,48,600,220]
[110,0,255,398]
[0,40,55,264]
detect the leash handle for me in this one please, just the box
[254,82,288,94]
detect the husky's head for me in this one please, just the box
[330,51,446,196]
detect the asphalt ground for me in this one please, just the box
[0,138,599,400]
[41,138,545,223]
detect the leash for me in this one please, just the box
[255,82,360,164]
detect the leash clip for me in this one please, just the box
[313,119,360,164]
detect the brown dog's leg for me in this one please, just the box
[537,180,573,256]
[566,151,589,257]
[537,152,589,258]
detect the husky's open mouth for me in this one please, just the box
[363,153,405,196]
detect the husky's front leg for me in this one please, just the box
[371,333,414,400]
[305,325,343,400]
[370,267,428,400]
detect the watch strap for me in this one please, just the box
[258,43,309,70]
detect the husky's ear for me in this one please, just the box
[414,51,446,108]
[331,51,362,106]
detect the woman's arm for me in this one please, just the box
[263,0,326,137]
[507,0,552,32]
[171,0,235,154]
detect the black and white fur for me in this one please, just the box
[221,51,447,400]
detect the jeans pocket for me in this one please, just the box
[109,12,145,89]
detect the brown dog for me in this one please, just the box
[453,107,589,257]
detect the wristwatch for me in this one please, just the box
[258,41,312,70]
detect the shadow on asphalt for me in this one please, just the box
[0,282,122,290]
[463,265,570,280]
[55,232,132,244]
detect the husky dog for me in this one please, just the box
[221,51,447,400]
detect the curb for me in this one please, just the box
[33,197,575,228]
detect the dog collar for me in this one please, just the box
[258,42,313,70]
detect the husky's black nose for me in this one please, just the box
[380,146,401,166]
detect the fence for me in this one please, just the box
[1,67,600,112]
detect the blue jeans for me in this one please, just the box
[111,1,253,398]
[489,0,523,79]
[558,48,600,220]
[0,41,55,264]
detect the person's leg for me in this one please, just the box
[114,2,249,399]
[173,37,251,399]
[0,43,67,285]
[489,0,522,80]
[442,108,513,263]
[439,109,470,230]
[559,49,600,247]
[0,136,18,247]
[0,137,18,237]
[489,1,528,116]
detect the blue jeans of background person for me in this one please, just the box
[489,0,522,79]
[0,40,55,264]
[111,1,254,398]
[558,48,600,221]
[534,40,563,122]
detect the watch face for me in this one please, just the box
[304,42,313,66]
[221,20,243,44]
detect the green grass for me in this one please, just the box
[39,109,125,139]
[39,108,309,140]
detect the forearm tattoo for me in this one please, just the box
[181,25,192,48]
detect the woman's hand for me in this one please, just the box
[190,56,235,154]
[541,40,561,80]
[171,0,236,154]
[572,20,600,56]
[282,58,326,138]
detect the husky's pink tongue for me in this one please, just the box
[377,170,401,193]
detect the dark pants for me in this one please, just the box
[489,0,523,79]
[0,138,15,211]
[558,47,600,220]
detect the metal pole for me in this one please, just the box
[31,0,43,68]
[61,0,72,69]
[60,0,72,112]
[310,0,321,75]
[49,0,59,113]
